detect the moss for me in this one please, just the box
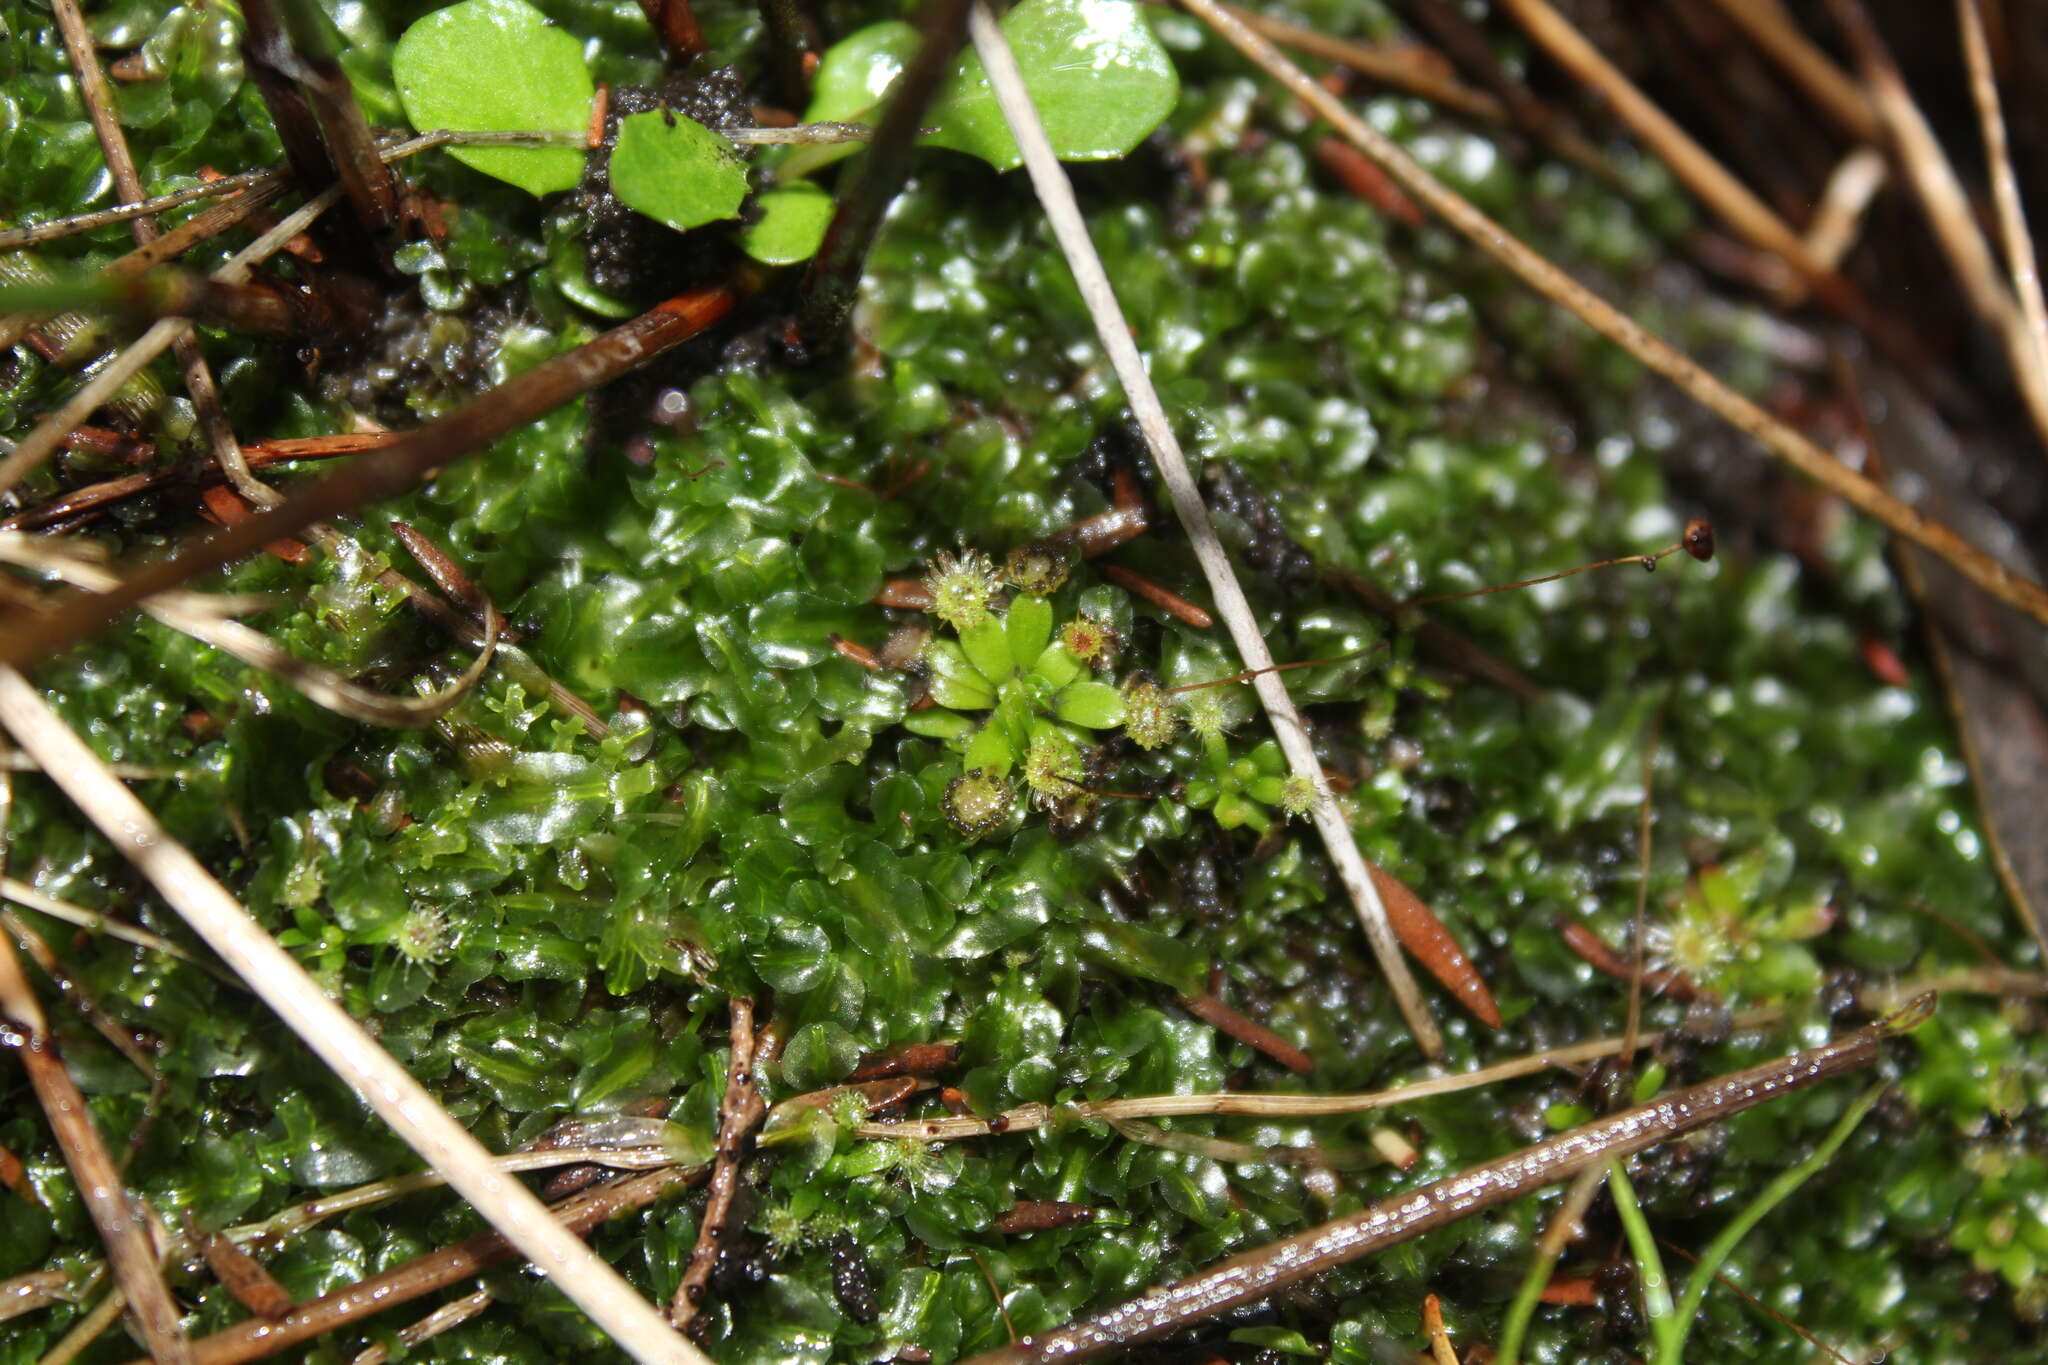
[0,1,2037,1362]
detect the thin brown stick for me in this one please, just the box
[0,284,737,668]
[1708,0,1884,144]
[798,0,971,347]
[1822,0,2020,332]
[637,0,707,65]
[118,1165,704,1365]
[1222,4,1505,123]
[955,1001,1927,1365]
[1958,0,2048,459]
[1802,145,1889,272]
[1177,0,2048,629]
[1495,0,1862,313]
[1,908,157,1077]
[49,0,265,505]
[1098,562,1214,629]
[37,1287,129,1365]
[270,0,400,241]
[670,997,767,1331]
[1179,991,1313,1075]
[0,935,191,1364]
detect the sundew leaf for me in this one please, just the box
[609,110,751,232]
[392,0,592,196]
[740,185,836,265]
[925,0,1179,172]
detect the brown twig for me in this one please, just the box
[0,676,706,1364]
[1421,1292,1458,1365]
[1220,4,1505,123]
[0,935,191,1364]
[49,0,266,506]
[1098,562,1214,629]
[954,1001,1927,1365]
[759,0,820,106]
[0,908,158,1078]
[118,1165,704,1365]
[1708,0,1883,144]
[1176,0,2048,630]
[1958,0,2048,459]
[1178,991,1314,1074]
[270,0,400,242]
[0,186,343,501]
[1495,0,1872,320]
[637,0,707,65]
[0,283,738,667]
[798,0,972,347]
[671,997,768,1331]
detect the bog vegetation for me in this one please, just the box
[0,1,2043,1363]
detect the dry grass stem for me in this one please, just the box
[1,877,214,972]
[1957,0,2048,458]
[969,0,1443,1055]
[0,933,191,1363]
[1802,146,1889,272]
[1496,0,1851,304]
[0,672,708,1365]
[36,1287,130,1365]
[0,186,343,499]
[854,1005,1788,1141]
[0,535,500,728]
[347,1289,495,1365]
[1223,3,1502,122]
[1708,0,1883,144]
[2,907,159,1076]
[1178,0,2048,629]
[1822,0,2030,334]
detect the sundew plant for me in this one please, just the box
[0,1,2045,1363]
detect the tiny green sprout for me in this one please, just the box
[393,903,455,964]
[1061,613,1116,668]
[1278,773,1317,820]
[883,1139,950,1193]
[1121,675,1178,750]
[1004,542,1075,597]
[944,767,1015,839]
[924,548,1003,630]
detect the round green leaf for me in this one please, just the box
[393,0,592,196]
[1053,679,1125,729]
[741,186,835,266]
[609,110,750,232]
[959,616,1016,685]
[805,21,918,124]
[925,0,1179,172]
[1006,594,1053,671]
